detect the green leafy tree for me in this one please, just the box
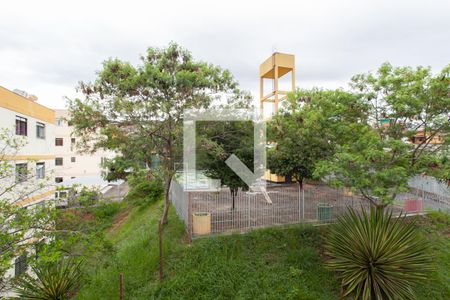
[197,120,254,210]
[268,89,367,190]
[0,128,55,293]
[315,63,450,206]
[101,156,137,181]
[126,168,164,206]
[67,43,248,279]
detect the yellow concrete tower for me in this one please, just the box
[259,52,295,115]
[260,52,296,183]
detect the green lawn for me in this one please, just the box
[73,201,450,300]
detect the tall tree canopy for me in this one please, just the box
[268,89,367,190]
[68,43,249,279]
[315,63,450,206]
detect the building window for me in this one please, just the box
[56,118,63,126]
[36,162,45,179]
[55,138,63,146]
[15,116,27,136]
[55,157,63,166]
[15,163,28,183]
[36,122,46,139]
[55,177,63,183]
[15,253,28,277]
[71,157,76,163]
[71,137,76,150]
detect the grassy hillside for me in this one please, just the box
[74,201,449,300]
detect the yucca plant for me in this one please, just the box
[326,206,430,300]
[13,258,83,300]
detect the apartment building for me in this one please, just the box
[54,109,115,184]
[0,86,56,205]
[0,86,55,295]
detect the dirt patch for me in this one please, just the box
[109,209,132,233]
[82,212,95,221]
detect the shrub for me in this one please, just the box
[78,187,100,207]
[13,258,83,300]
[91,202,123,220]
[326,206,430,300]
[126,171,164,205]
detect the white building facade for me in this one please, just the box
[54,109,115,185]
[0,86,56,296]
[0,86,56,206]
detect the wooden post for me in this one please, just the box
[158,222,164,281]
[119,273,124,300]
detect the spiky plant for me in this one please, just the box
[326,206,430,300]
[13,258,83,300]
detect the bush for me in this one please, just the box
[13,258,83,300]
[126,171,164,205]
[326,206,430,300]
[91,202,123,220]
[77,187,99,207]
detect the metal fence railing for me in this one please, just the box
[170,175,450,239]
[170,179,407,238]
[399,175,450,212]
[170,179,189,227]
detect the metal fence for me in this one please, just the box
[401,175,450,212]
[170,179,404,238]
[170,174,450,238]
[170,178,190,228]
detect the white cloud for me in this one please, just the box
[0,0,449,108]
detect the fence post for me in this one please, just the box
[247,192,251,229]
[187,192,193,243]
[119,273,124,300]
[298,184,301,222]
[302,187,305,220]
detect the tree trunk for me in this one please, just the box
[232,194,235,210]
[358,188,387,210]
[376,203,388,210]
[230,188,237,210]
[158,175,172,282]
[158,221,164,281]
[161,176,172,225]
[298,178,303,192]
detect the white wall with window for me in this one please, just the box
[54,109,116,183]
[0,110,55,158]
[0,109,55,201]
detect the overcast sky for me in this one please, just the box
[1,0,449,109]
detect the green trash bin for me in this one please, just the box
[317,203,333,222]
